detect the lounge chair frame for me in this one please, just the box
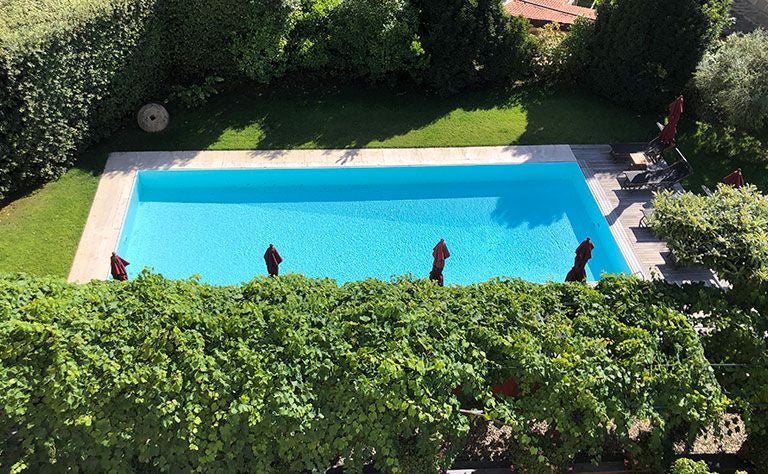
[617,149,692,191]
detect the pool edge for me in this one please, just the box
[69,145,579,283]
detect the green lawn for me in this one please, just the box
[0,82,668,278]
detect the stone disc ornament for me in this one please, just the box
[137,103,169,133]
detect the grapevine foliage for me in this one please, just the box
[0,273,726,472]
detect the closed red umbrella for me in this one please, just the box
[574,237,594,267]
[723,169,745,188]
[565,264,587,283]
[264,244,283,277]
[429,239,450,286]
[659,96,684,145]
[565,238,594,283]
[110,252,130,281]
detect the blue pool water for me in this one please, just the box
[117,164,630,285]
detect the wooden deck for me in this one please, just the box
[571,144,719,285]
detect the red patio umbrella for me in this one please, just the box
[110,252,130,281]
[723,168,745,188]
[565,238,594,283]
[659,95,684,145]
[264,244,283,277]
[429,239,450,287]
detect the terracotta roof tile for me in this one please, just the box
[504,0,596,25]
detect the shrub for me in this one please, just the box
[694,30,768,133]
[579,0,731,110]
[164,0,295,83]
[627,281,767,467]
[687,121,766,164]
[669,458,715,474]
[670,284,768,471]
[411,0,536,93]
[325,0,426,80]
[531,22,570,83]
[169,76,225,109]
[0,273,726,472]
[0,0,536,200]
[0,0,169,201]
[649,185,768,298]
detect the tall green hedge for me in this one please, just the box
[0,0,531,201]
[0,273,727,472]
[413,0,535,93]
[574,0,731,110]
[0,0,170,200]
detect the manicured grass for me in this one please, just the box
[107,83,653,150]
[0,82,654,278]
[0,167,101,278]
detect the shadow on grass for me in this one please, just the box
[516,85,653,145]
[675,121,768,194]
[71,80,653,183]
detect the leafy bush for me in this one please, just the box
[0,0,536,201]
[688,121,766,164]
[324,0,426,80]
[164,0,295,83]
[577,0,731,110]
[662,283,768,471]
[0,0,169,200]
[169,76,225,109]
[694,30,768,133]
[621,280,766,467]
[650,185,768,297]
[0,273,726,472]
[531,23,570,83]
[669,458,715,474]
[412,0,536,93]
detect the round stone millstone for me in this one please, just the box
[137,103,169,133]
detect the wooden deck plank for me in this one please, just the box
[570,145,719,286]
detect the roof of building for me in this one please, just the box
[504,0,597,25]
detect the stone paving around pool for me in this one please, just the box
[68,145,716,285]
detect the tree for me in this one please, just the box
[578,0,731,110]
[411,0,536,93]
[694,30,768,133]
[650,185,768,302]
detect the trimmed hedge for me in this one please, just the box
[0,273,726,472]
[0,0,169,200]
[0,0,533,201]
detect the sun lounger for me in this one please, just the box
[618,159,692,191]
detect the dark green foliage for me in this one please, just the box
[688,121,766,164]
[0,0,170,201]
[165,0,296,83]
[325,0,426,80]
[0,273,726,472]
[411,0,536,93]
[575,0,731,110]
[169,76,225,109]
[0,0,534,201]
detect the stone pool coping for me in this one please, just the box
[68,145,643,283]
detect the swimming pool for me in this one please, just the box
[117,163,630,285]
